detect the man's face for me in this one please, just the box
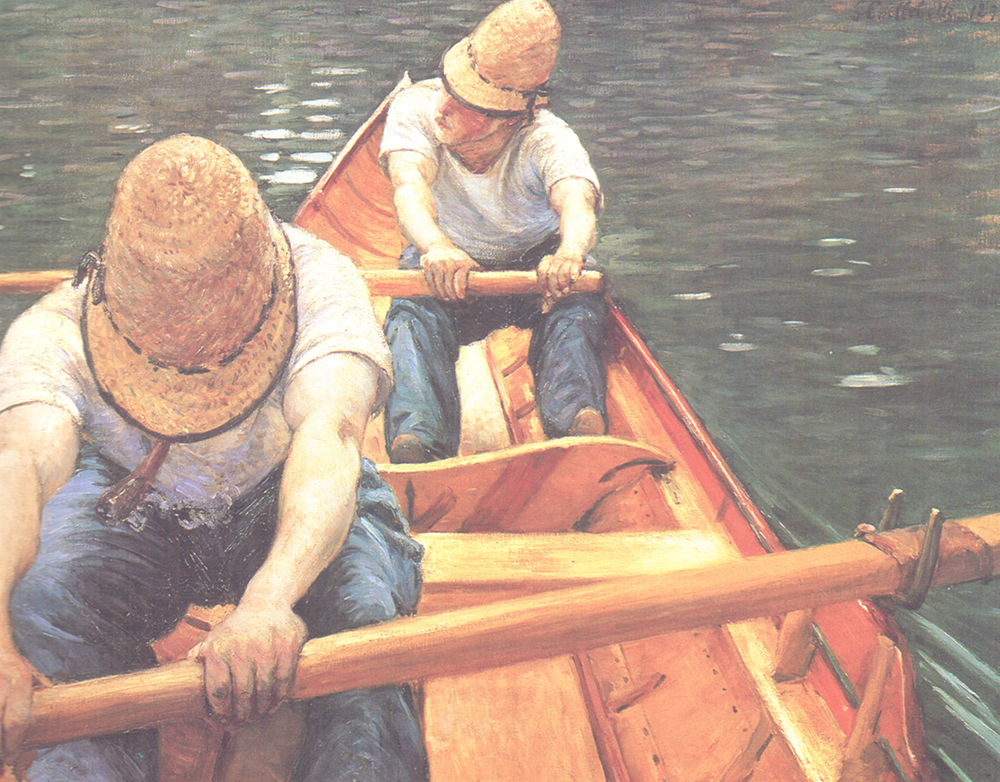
[433,90,510,148]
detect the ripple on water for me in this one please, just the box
[671,264,707,272]
[813,237,856,247]
[300,130,344,142]
[673,292,712,301]
[255,84,290,94]
[821,193,864,202]
[837,371,913,388]
[311,67,365,77]
[291,152,333,164]
[245,129,296,140]
[811,268,854,277]
[259,169,318,185]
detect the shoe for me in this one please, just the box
[389,434,434,464]
[568,407,606,437]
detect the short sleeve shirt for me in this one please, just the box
[379,78,601,266]
[0,224,392,521]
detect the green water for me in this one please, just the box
[1,1,999,778]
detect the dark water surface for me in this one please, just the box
[1,0,999,778]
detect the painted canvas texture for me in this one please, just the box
[0,2,998,781]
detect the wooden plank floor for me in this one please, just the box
[423,657,606,782]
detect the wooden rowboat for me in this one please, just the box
[291,79,937,782]
[9,79,1000,781]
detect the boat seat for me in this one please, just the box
[416,529,734,613]
[360,326,536,462]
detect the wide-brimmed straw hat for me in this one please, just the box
[81,134,296,442]
[441,0,561,116]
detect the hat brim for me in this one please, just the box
[441,38,539,116]
[83,219,297,443]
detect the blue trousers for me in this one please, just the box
[384,292,608,459]
[10,450,429,782]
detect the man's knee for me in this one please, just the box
[548,292,607,328]
[337,579,400,628]
[300,529,421,634]
[11,569,109,680]
[299,564,399,635]
[385,298,449,336]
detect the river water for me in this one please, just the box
[0,0,998,779]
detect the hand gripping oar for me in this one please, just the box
[0,269,605,297]
[20,512,1000,750]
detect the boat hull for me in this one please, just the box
[292,80,934,781]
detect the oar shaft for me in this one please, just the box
[364,269,604,297]
[0,269,74,294]
[23,514,1000,750]
[0,269,605,297]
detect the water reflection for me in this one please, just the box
[2,1,1000,778]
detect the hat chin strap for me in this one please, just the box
[97,438,172,526]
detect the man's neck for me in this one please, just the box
[448,122,521,173]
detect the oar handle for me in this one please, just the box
[362,269,605,298]
[0,269,605,298]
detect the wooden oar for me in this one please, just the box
[0,269,605,297]
[21,512,1000,750]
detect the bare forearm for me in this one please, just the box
[387,150,460,255]
[195,354,378,722]
[537,179,600,300]
[0,458,42,647]
[240,425,360,609]
[551,178,599,259]
[393,180,455,254]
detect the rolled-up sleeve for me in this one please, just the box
[284,225,394,413]
[527,114,603,213]
[378,80,441,172]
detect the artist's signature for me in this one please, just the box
[853,0,1000,21]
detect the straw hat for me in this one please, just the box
[81,134,296,442]
[441,0,561,116]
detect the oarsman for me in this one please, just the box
[380,0,607,463]
[0,135,428,781]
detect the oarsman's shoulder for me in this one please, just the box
[0,281,85,350]
[280,223,392,405]
[380,79,441,170]
[516,110,601,201]
[520,109,589,149]
[392,78,443,110]
[284,223,367,285]
[0,281,89,424]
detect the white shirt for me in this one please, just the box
[379,79,601,266]
[0,224,392,524]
